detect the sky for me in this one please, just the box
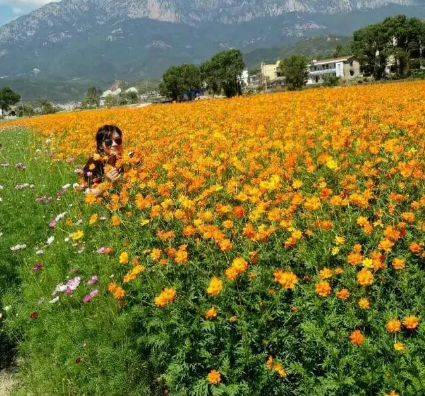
[0,0,59,27]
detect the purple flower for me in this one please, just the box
[83,289,99,303]
[87,275,98,285]
[33,262,43,271]
[49,220,57,228]
[64,276,81,294]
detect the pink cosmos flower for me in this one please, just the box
[82,289,99,303]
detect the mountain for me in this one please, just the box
[0,0,424,86]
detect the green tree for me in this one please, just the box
[0,87,21,118]
[333,43,353,58]
[352,22,389,80]
[278,55,309,90]
[16,103,35,118]
[124,91,139,104]
[382,15,425,76]
[83,86,102,108]
[200,60,221,97]
[210,49,245,98]
[159,64,201,101]
[36,99,59,115]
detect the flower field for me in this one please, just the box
[2,81,425,395]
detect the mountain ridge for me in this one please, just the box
[0,1,424,83]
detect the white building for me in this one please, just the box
[241,70,249,87]
[307,56,362,85]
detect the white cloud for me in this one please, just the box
[12,7,24,14]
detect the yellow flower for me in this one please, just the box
[119,252,129,264]
[326,158,338,170]
[361,258,374,269]
[70,230,84,240]
[207,277,223,296]
[335,236,345,245]
[331,247,340,256]
[358,298,370,309]
[394,342,405,352]
[89,213,98,225]
[140,219,150,226]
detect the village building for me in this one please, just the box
[307,56,362,85]
[260,61,285,88]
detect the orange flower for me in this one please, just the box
[205,307,218,319]
[385,319,401,333]
[111,215,122,226]
[174,249,188,264]
[207,369,221,384]
[154,288,176,307]
[402,316,419,330]
[315,281,331,297]
[233,206,245,217]
[207,277,223,296]
[357,268,374,287]
[385,391,400,396]
[85,193,97,205]
[113,287,125,300]
[273,361,286,378]
[336,288,350,300]
[350,330,364,345]
[273,270,298,289]
[392,258,406,270]
[232,257,248,273]
[409,242,422,253]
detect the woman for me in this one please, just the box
[83,124,123,197]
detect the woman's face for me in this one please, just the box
[101,132,123,158]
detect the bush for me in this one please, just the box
[322,75,340,87]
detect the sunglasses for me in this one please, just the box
[103,138,122,147]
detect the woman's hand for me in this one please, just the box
[105,167,121,183]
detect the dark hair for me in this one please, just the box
[95,125,123,154]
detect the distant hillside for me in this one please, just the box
[1,0,424,83]
[0,78,160,103]
[244,35,352,70]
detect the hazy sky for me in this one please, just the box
[0,0,59,27]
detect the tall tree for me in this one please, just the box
[200,60,221,97]
[0,87,21,118]
[83,86,102,108]
[382,15,425,76]
[210,49,245,98]
[352,22,389,80]
[159,64,201,101]
[278,55,309,90]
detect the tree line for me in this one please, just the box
[159,49,245,101]
[278,14,425,91]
